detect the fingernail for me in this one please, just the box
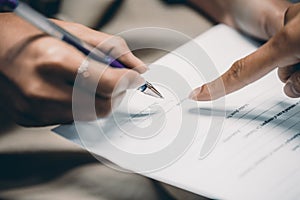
[188,90,196,100]
[139,76,146,85]
[134,57,148,73]
[189,86,203,100]
[144,64,150,71]
[140,65,149,73]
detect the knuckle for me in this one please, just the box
[110,36,128,51]
[106,36,129,58]
[41,45,69,66]
[271,29,290,50]
[96,99,112,117]
[118,69,141,89]
[100,69,123,94]
[126,70,140,80]
[227,59,246,84]
[22,81,42,100]
[22,81,51,103]
[114,36,126,46]
[100,79,116,95]
[64,23,86,36]
[125,70,142,87]
[103,83,116,95]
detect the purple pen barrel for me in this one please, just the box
[104,56,125,69]
[0,0,18,10]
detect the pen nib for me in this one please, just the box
[139,81,164,99]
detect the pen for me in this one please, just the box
[0,0,164,99]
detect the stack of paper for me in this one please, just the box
[54,25,300,200]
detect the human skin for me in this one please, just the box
[188,0,300,101]
[0,13,147,126]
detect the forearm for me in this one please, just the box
[188,0,291,40]
[187,0,236,26]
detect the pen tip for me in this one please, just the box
[158,93,164,99]
[141,82,164,99]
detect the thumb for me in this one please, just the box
[189,19,300,101]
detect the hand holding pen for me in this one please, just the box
[0,1,162,126]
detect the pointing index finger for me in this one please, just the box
[190,29,293,101]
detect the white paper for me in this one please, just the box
[53,25,300,200]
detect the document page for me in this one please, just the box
[53,25,300,200]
